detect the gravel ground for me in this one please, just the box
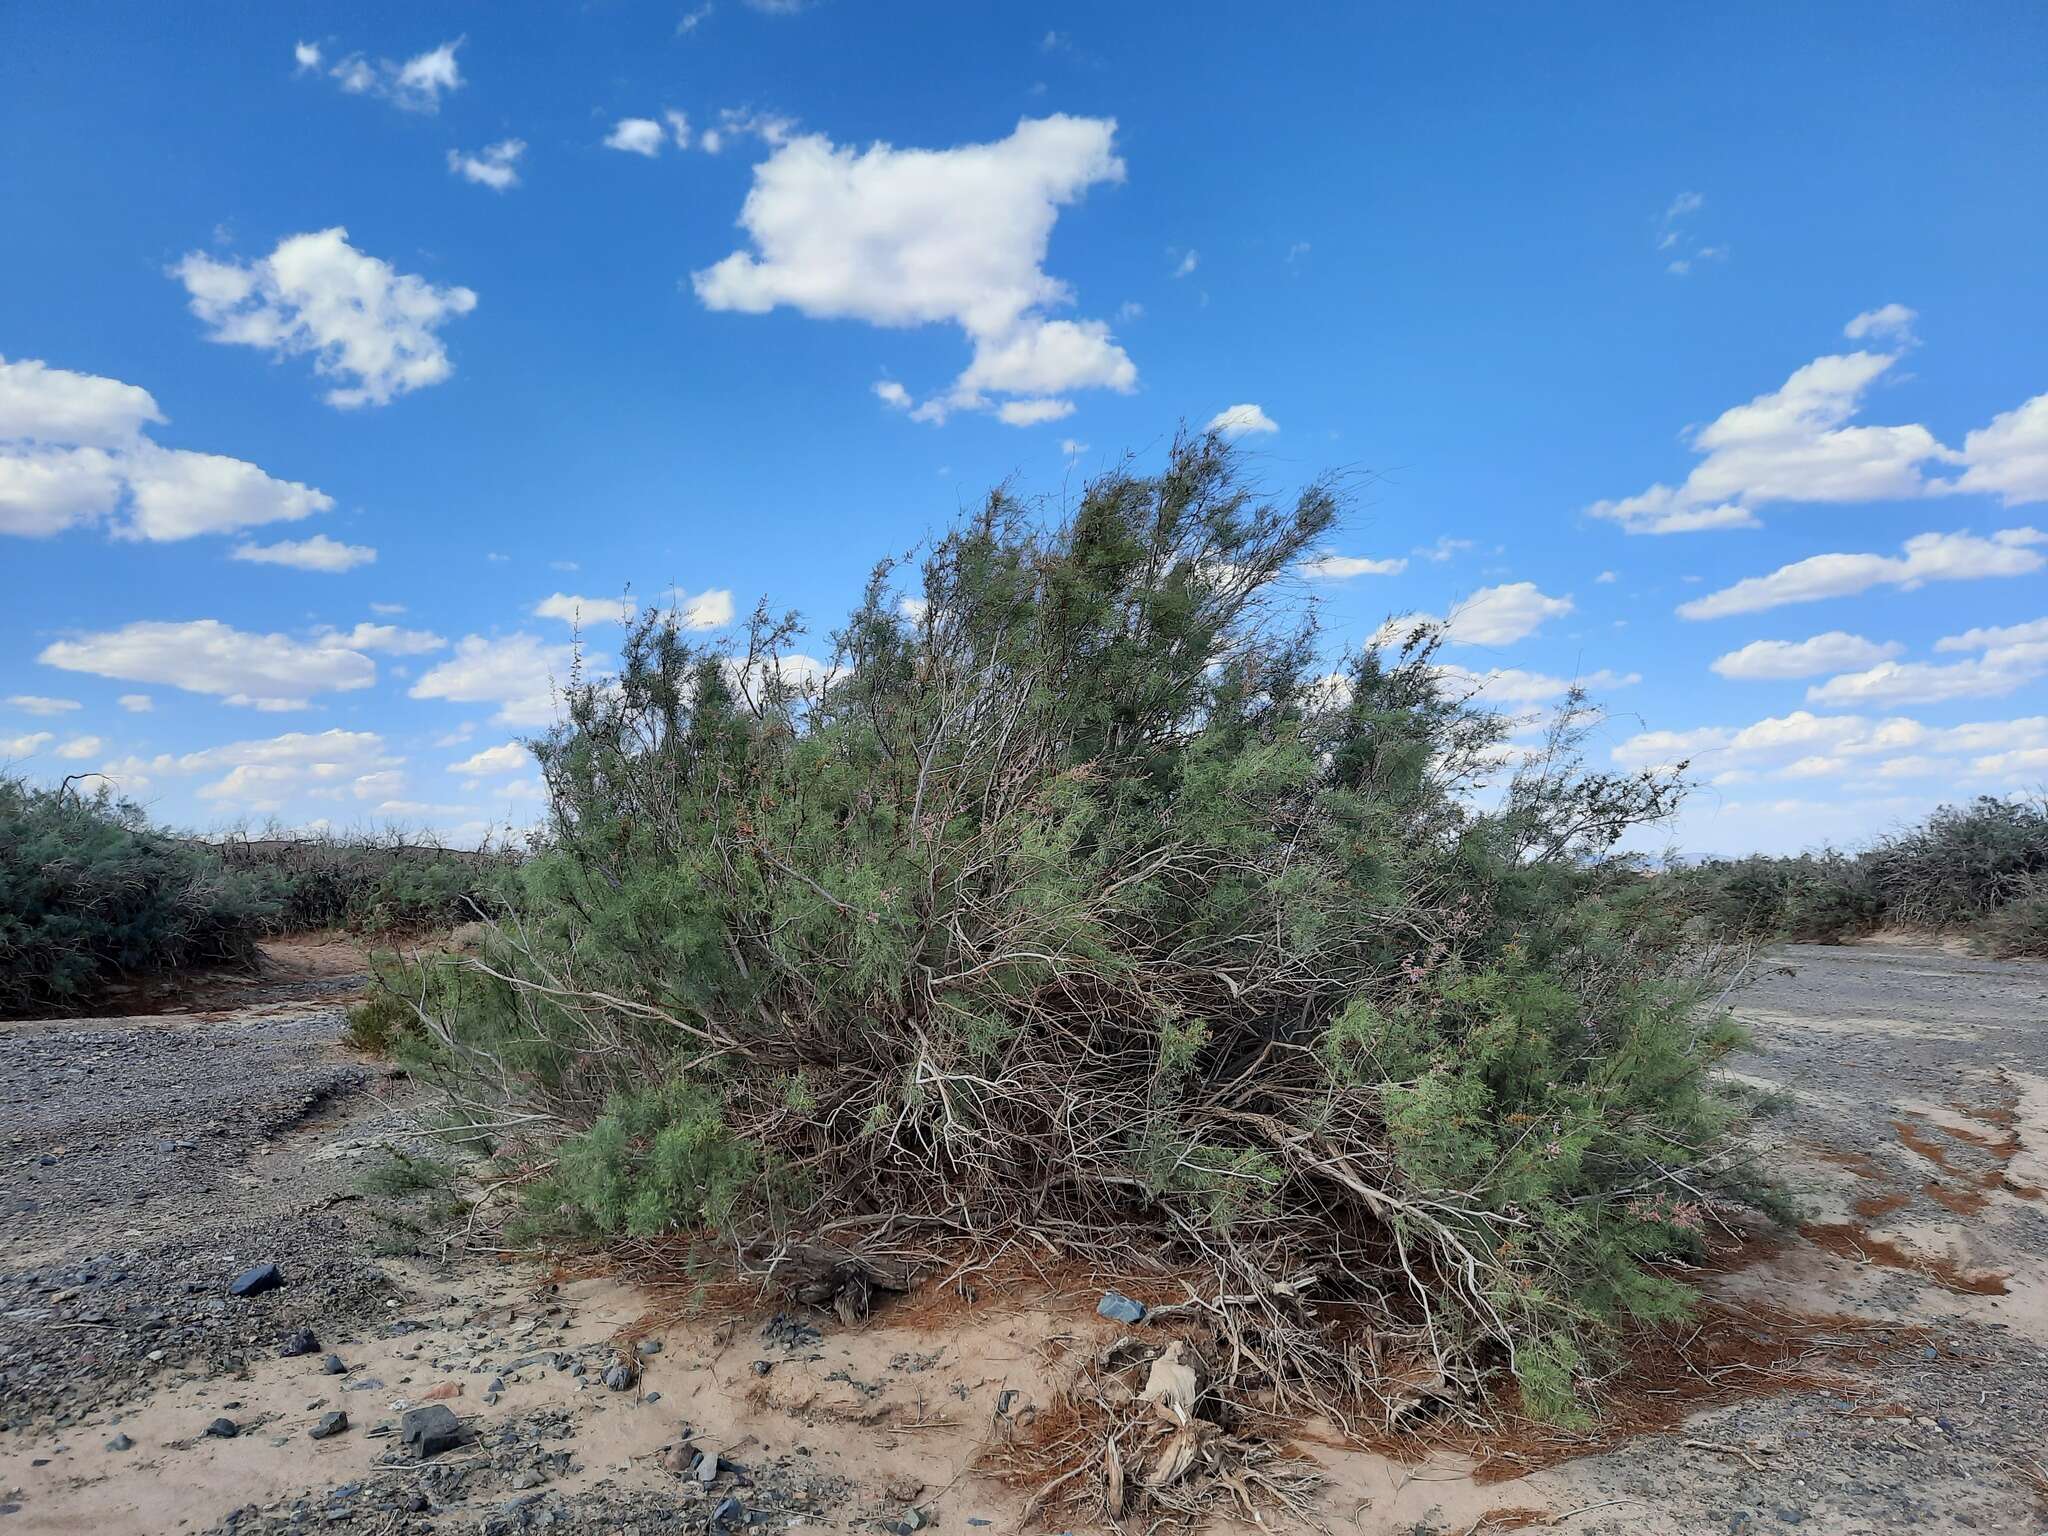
[0,973,430,1436]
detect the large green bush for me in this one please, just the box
[0,778,276,1014]
[402,435,1768,1420]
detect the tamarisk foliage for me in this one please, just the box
[406,435,1764,1421]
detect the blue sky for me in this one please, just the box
[2,2,2044,853]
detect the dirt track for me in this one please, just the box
[1,937,2045,1533]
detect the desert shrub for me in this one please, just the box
[356,1149,459,1197]
[343,988,416,1054]
[214,834,510,936]
[408,434,1767,1421]
[0,777,276,1014]
[1863,795,2048,927]
[1969,882,2048,958]
[1678,796,2048,945]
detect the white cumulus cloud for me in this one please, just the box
[411,634,577,726]
[1678,528,2045,620]
[448,139,525,190]
[692,115,1134,426]
[449,742,530,779]
[1298,552,1406,580]
[535,593,636,626]
[39,619,377,710]
[1,358,336,543]
[1206,403,1277,439]
[174,228,477,409]
[1709,632,1904,680]
[7,695,81,715]
[307,38,464,112]
[231,533,375,572]
[604,117,667,156]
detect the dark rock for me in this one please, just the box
[1096,1291,1146,1325]
[603,1361,637,1392]
[711,1496,743,1528]
[752,1359,772,1376]
[105,1433,134,1451]
[309,1411,348,1440]
[279,1327,319,1358]
[694,1450,720,1484]
[320,1353,346,1375]
[228,1263,282,1298]
[636,1338,662,1357]
[205,1417,239,1439]
[400,1403,464,1460]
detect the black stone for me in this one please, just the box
[279,1327,319,1358]
[228,1264,282,1298]
[399,1403,464,1460]
[309,1411,348,1441]
[204,1417,239,1439]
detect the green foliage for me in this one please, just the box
[0,777,275,1014]
[343,988,417,1055]
[1677,795,2048,944]
[414,433,1759,1420]
[1969,882,2048,958]
[538,1082,758,1238]
[216,836,509,936]
[356,1149,459,1198]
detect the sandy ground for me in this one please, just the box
[2,936,2046,1533]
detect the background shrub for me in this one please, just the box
[0,778,275,1014]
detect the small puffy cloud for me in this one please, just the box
[898,596,929,622]
[308,38,464,112]
[448,138,524,191]
[1937,616,2048,654]
[7,695,81,715]
[174,228,477,409]
[1594,569,1618,583]
[1171,248,1198,278]
[873,380,912,410]
[231,533,375,572]
[1805,649,2048,708]
[996,398,1073,426]
[693,115,1134,426]
[1297,552,1406,580]
[1678,528,2045,620]
[1665,191,1703,221]
[678,5,713,34]
[1206,403,1277,439]
[54,735,103,761]
[1588,347,1954,533]
[118,694,152,712]
[1709,632,1904,681]
[1944,393,2048,507]
[1413,536,1474,564]
[329,621,446,656]
[410,633,576,726]
[604,117,667,156]
[39,619,376,709]
[535,593,636,626]
[2,732,54,758]
[1844,303,1918,347]
[450,741,530,779]
[674,588,735,630]
[532,593,634,630]
[1440,582,1573,646]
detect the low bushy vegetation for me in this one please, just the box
[0,779,276,1014]
[1674,795,2048,954]
[392,435,1775,1422]
[0,779,513,1015]
[216,833,508,936]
